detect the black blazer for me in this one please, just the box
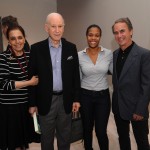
[28,38,80,115]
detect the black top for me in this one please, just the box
[116,42,134,79]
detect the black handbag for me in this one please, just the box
[70,111,83,143]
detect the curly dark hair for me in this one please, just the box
[2,15,19,28]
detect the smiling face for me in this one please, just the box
[8,29,25,55]
[113,22,133,50]
[45,13,64,46]
[86,27,101,49]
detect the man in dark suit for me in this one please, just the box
[112,17,150,150]
[28,12,80,150]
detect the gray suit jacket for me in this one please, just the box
[112,43,150,120]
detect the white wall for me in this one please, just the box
[0,0,57,49]
[57,0,150,93]
[1,0,150,51]
[58,0,150,51]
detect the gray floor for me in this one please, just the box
[29,112,150,150]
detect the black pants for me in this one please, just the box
[80,88,111,150]
[114,114,149,150]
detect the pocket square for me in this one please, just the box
[67,56,73,60]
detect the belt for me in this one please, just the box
[52,91,63,95]
[81,88,109,96]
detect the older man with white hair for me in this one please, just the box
[28,12,80,150]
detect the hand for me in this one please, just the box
[133,114,144,121]
[72,102,80,112]
[30,76,39,86]
[29,106,38,116]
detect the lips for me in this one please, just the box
[14,44,24,49]
[117,37,125,43]
[90,41,97,44]
[54,34,61,36]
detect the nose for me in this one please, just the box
[119,32,122,37]
[91,35,97,40]
[54,26,59,32]
[116,32,122,38]
[15,38,20,43]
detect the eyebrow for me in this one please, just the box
[9,35,24,39]
[113,29,125,34]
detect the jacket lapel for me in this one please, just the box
[119,44,138,81]
[42,39,52,72]
[61,38,67,73]
[114,49,119,83]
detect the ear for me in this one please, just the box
[130,29,133,37]
[45,24,49,33]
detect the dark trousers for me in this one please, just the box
[80,88,111,150]
[114,114,149,150]
[39,95,72,150]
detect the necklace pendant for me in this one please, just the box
[9,56,15,60]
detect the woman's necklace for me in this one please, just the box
[9,48,28,75]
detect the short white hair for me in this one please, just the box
[45,12,65,25]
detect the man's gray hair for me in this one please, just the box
[112,17,133,33]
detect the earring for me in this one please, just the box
[8,42,11,45]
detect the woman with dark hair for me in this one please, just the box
[0,25,39,150]
[78,24,113,150]
[1,15,29,51]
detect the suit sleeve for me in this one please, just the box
[28,45,37,107]
[135,50,150,116]
[73,46,81,102]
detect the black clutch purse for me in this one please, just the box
[70,111,83,143]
